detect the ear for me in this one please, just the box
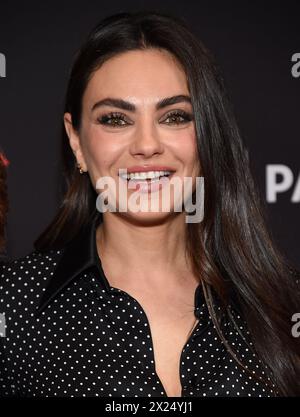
[63,112,88,172]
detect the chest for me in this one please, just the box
[124,289,200,397]
[5,283,275,398]
[149,313,199,397]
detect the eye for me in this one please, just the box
[163,110,194,125]
[97,112,132,128]
[97,110,194,128]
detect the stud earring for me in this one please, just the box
[77,162,84,174]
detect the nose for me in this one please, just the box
[129,121,164,158]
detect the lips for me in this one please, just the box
[124,165,176,174]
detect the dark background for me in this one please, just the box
[0,0,299,268]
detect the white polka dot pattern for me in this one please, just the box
[0,218,278,397]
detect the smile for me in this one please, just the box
[118,170,173,181]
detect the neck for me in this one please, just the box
[96,212,195,290]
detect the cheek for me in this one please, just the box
[174,132,199,173]
[81,130,121,178]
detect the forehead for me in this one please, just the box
[82,49,190,108]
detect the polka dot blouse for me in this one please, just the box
[0,216,277,397]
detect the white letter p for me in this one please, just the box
[266,164,293,203]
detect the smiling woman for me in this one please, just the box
[63,47,200,223]
[0,10,299,398]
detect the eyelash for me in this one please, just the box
[97,110,194,127]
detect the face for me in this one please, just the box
[64,48,200,223]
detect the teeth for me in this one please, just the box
[119,170,172,181]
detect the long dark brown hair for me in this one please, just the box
[34,11,300,396]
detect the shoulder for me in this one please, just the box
[0,248,65,316]
[0,248,64,284]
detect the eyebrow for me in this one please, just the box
[91,94,192,112]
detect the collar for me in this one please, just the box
[35,213,109,318]
[35,213,206,318]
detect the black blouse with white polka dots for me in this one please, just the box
[0,215,277,397]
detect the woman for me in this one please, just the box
[0,11,299,398]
